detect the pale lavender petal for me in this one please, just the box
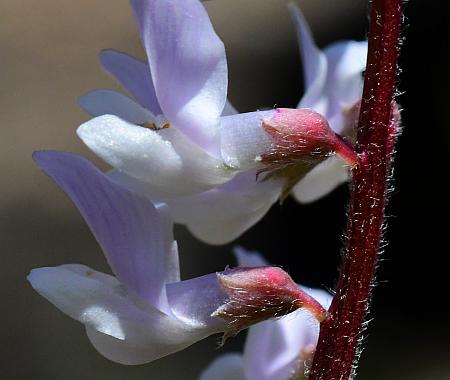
[165,241,181,284]
[292,156,349,204]
[219,110,276,170]
[323,40,367,125]
[79,89,154,125]
[288,3,328,113]
[77,115,233,197]
[200,353,246,380]
[243,290,331,380]
[166,171,282,244]
[324,41,367,104]
[166,273,228,330]
[99,49,162,115]
[242,312,315,380]
[33,151,175,311]
[28,265,205,365]
[130,0,228,156]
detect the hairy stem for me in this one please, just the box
[308,0,402,379]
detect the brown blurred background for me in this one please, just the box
[1,0,449,379]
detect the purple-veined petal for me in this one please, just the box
[33,151,175,311]
[99,49,162,115]
[77,115,234,197]
[79,89,154,125]
[200,353,246,380]
[288,3,328,113]
[166,171,282,245]
[99,50,236,120]
[130,0,228,157]
[28,265,207,365]
[292,155,349,204]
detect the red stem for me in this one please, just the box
[308,1,402,379]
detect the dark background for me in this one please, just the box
[1,0,449,378]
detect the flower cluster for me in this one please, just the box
[29,0,367,378]
[77,0,366,244]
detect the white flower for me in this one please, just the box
[29,151,326,365]
[77,0,366,244]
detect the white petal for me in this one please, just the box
[85,325,201,366]
[292,156,350,203]
[200,353,246,380]
[28,265,208,365]
[322,40,367,129]
[107,170,279,245]
[28,265,167,339]
[187,207,271,246]
[77,115,233,197]
[324,40,367,107]
[79,89,155,125]
[166,171,281,245]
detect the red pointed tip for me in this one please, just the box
[334,135,358,168]
[295,293,328,323]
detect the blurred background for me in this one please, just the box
[1,0,449,378]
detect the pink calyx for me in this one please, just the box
[213,266,327,339]
[262,108,358,168]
